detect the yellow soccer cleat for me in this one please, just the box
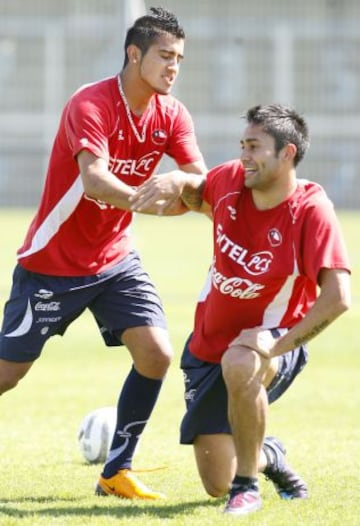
[95,469,166,500]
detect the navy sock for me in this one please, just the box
[102,366,163,478]
[231,475,259,494]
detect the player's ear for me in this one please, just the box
[127,44,141,64]
[281,143,297,163]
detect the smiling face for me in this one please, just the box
[136,32,184,95]
[240,124,285,191]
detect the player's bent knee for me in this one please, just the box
[202,479,229,498]
[197,463,231,497]
[142,354,171,378]
[132,344,172,379]
[122,324,174,378]
[195,435,235,498]
[221,347,258,387]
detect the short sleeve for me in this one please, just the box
[165,103,203,165]
[300,192,351,282]
[64,93,111,162]
[203,160,244,207]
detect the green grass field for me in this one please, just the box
[0,209,359,526]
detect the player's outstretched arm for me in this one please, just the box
[77,149,178,215]
[78,150,136,210]
[130,166,210,216]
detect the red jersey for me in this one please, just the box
[189,159,351,363]
[17,75,203,276]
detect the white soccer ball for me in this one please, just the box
[78,407,116,464]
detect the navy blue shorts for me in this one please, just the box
[0,250,167,362]
[180,331,308,444]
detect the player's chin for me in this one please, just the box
[155,86,172,95]
[244,173,258,188]
[243,177,254,189]
[156,80,174,95]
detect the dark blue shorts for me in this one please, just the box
[0,250,167,362]
[180,331,308,444]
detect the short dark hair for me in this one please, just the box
[123,7,185,67]
[245,104,310,166]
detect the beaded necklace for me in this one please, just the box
[117,74,151,143]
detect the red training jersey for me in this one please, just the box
[189,159,351,363]
[17,74,203,276]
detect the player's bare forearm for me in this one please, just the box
[132,171,208,216]
[238,269,351,359]
[271,268,351,357]
[130,170,206,213]
[181,177,206,211]
[78,150,199,214]
[139,197,189,216]
[78,150,137,210]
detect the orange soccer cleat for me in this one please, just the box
[95,469,166,500]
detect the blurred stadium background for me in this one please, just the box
[0,0,359,208]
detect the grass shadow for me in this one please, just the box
[0,495,222,520]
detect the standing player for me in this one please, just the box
[131,104,351,515]
[0,7,206,500]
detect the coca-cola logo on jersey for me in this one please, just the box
[109,151,160,177]
[34,301,61,311]
[216,224,273,276]
[212,265,264,299]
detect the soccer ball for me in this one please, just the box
[78,407,116,464]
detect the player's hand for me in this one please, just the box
[129,171,186,214]
[233,328,278,359]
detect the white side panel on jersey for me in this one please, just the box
[17,175,84,259]
[262,244,300,328]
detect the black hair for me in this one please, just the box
[245,104,310,166]
[123,7,185,67]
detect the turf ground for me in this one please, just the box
[0,209,359,526]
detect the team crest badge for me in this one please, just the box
[268,228,282,247]
[152,129,168,145]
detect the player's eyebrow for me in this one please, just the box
[240,138,260,146]
[159,48,184,60]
